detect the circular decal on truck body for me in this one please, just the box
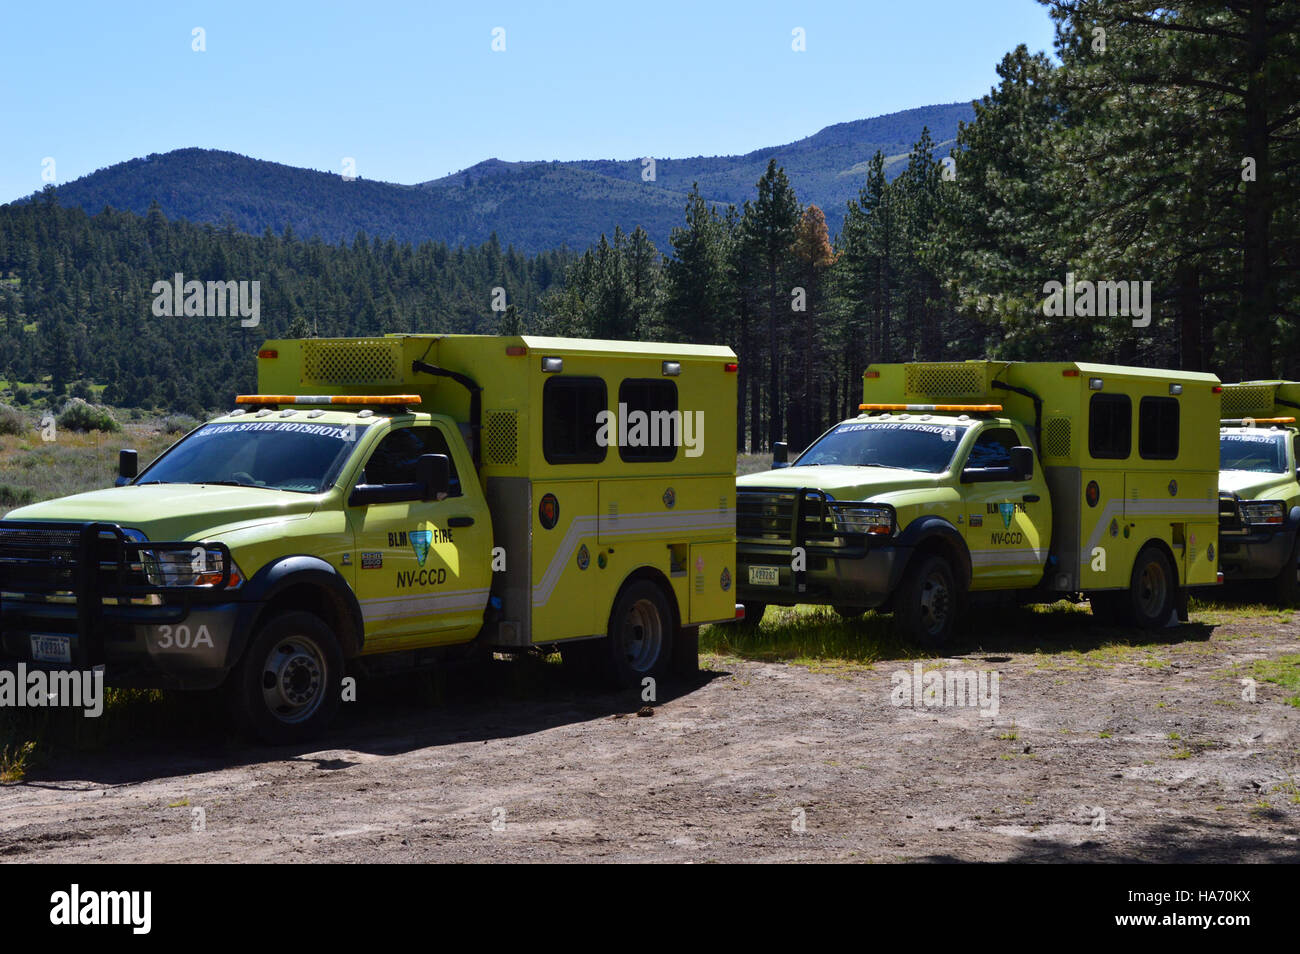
[539,493,559,529]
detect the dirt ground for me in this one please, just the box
[2,606,1299,863]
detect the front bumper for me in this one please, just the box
[737,541,910,608]
[736,485,910,607]
[0,520,253,689]
[0,600,250,690]
[1218,526,1297,581]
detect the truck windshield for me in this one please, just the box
[1220,432,1288,474]
[136,420,367,493]
[794,420,969,473]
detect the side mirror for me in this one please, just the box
[416,454,451,500]
[116,449,138,487]
[772,441,789,469]
[1010,446,1034,481]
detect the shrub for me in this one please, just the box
[160,414,201,434]
[0,484,36,508]
[56,398,121,433]
[13,386,30,406]
[0,404,27,435]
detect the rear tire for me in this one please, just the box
[895,554,958,647]
[1127,545,1177,629]
[562,580,675,689]
[229,611,343,745]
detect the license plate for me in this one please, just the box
[30,634,71,664]
[748,566,781,586]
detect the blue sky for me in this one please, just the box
[0,0,1057,203]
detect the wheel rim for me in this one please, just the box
[1135,558,1168,619]
[918,571,951,636]
[618,598,664,672]
[261,635,327,725]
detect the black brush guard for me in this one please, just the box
[737,488,867,594]
[0,521,233,667]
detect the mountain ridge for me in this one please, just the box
[21,102,973,253]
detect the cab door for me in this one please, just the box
[959,424,1051,589]
[345,420,492,650]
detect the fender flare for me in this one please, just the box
[895,517,972,589]
[233,555,366,662]
[1287,505,1300,531]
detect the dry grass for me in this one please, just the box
[0,424,175,517]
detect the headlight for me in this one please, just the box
[829,503,894,535]
[1240,501,1285,527]
[141,547,243,587]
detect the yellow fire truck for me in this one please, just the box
[1217,381,1300,603]
[736,361,1222,644]
[0,335,740,742]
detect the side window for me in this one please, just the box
[618,378,678,463]
[967,427,1019,471]
[543,376,607,464]
[362,425,462,496]
[1138,397,1180,460]
[1293,435,1300,474]
[1089,394,1132,460]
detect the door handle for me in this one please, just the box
[448,515,475,527]
[1022,494,1040,503]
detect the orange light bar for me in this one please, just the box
[859,403,1002,413]
[864,370,880,379]
[1221,416,1296,425]
[257,349,278,359]
[235,394,421,406]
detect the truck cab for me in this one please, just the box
[0,335,740,743]
[1216,381,1300,603]
[737,361,1222,644]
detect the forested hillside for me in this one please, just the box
[0,195,568,414]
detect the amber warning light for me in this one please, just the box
[859,403,1003,413]
[235,395,421,406]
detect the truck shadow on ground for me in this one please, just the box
[716,600,1223,668]
[947,608,1218,657]
[915,816,1300,863]
[17,659,728,787]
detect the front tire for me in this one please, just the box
[895,554,958,647]
[229,611,343,745]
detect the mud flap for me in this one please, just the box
[1174,586,1189,623]
[672,625,699,678]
